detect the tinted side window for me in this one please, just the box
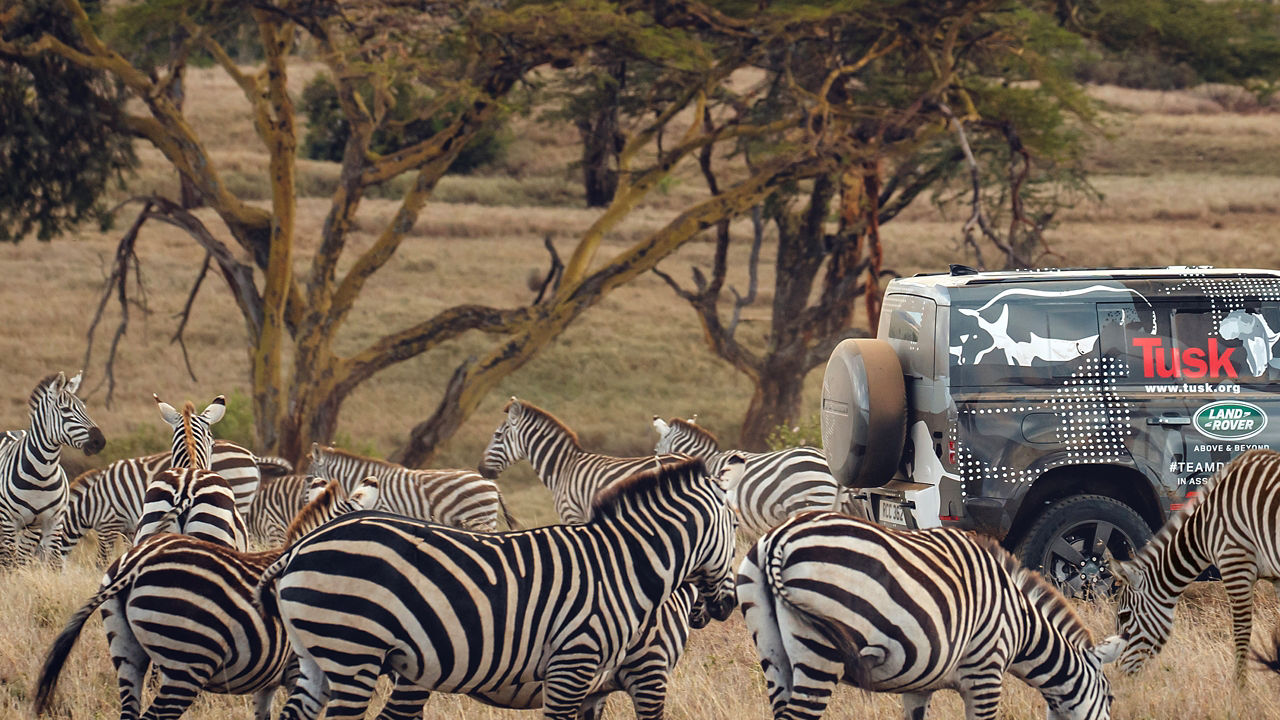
[949,301,1100,386]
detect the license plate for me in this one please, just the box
[878,501,908,526]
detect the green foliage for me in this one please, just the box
[100,424,168,464]
[299,74,507,175]
[213,390,257,450]
[0,1,135,242]
[767,415,822,451]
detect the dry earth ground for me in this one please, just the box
[2,66,1280,718]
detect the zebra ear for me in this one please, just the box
[154,393,183,428]
[305,476,329,503]
[508,398,524,420]
[66,371,83,394]
[717,453,747,489]
[653,417,670,436]
[351,476,381,509]
[1091,634,1127,665]
[202,396,227,425]
[49,371,68,396]
[1110,555,1139,587]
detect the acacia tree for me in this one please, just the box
[0,0,838,464]
[655,2,1101,449]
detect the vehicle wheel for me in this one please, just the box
[1014,494,1152,600]
[820,338,907,488]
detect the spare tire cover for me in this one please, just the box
[820,338,907,488]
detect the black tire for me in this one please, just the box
[1014,494,1152,600]
[820,338,907,489]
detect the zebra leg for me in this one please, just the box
[900,692,933,720]
[0,518,17,567]
[277,654,327,720]
[251,687,276,720]
[315,659,382,719]
[139,666,212,720]
[541,652,600,720]
[375,673,432,720]
[1219,557,1260,683]
[954,670,1005,720]
[101,598,149,720]
[614,653,669,719]
[770,606,845,720]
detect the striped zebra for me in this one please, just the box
[737,511,1124,720]
[479,397,686,524]
[34,477,380,720]
[310,443,517,531]
[1113,448,1280,681]
[134,395,247,550]
[0,371,105,566]
[257,457,740,719]
[245,474,315,547]
[653,416,846,537]
[55,440,272,564]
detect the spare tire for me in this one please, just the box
[820,338,907,488]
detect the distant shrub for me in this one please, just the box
[767,414,822,451]
[300,74,507,175]
[214,390,257,451]
[1073,50,1199,91]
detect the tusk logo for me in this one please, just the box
[1193,401,1267,441]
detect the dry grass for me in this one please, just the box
[4,61,1280,719]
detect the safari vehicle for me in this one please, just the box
[820,265,1280,597]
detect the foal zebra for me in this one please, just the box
[1114,448,1280,681]
[134,395,247,550]
[34,477,380,720]
[737,512,1124,720]
[653,416,845,537]
[56,440,270,564]
[258,458,740,720]
[0,371,105,566]
[310,443,516,531]
[479,397,686,524]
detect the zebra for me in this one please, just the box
[134,395,247,550]
[652,416,851,537]
[1113,447,1280,681]
[479,397,686,524]
[246,474,316,547]
[0,371,105,566]
[310,443,517,531]
[34,476,381,720]
[737,511,1124,720]
[55,440,273,564]
[257,457,740,720]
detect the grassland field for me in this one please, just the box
[2,65,1280,718]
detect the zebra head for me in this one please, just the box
[478,397,529,479]
[154,394,225,470]
[652,415,718,457]
[688,455,743,622]
[1045,634,1125,720]
[35,371,105,455]
[1111,558,1171,675]
[309,443,334,480]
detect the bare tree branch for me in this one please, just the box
[171,252,211,384]
[82,201,152,406]
[532,235,564,305]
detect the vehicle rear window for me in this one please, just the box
[879,293,936,379]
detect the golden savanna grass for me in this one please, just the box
[2,61,1280,718]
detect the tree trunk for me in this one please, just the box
[738,355,808,450]
[577,61,623,208]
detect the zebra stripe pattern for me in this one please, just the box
[1114,447,1280,680]
[0,371,105,565]
[653,416,844,538]
[34,477,380,720]
[134,395,247,551]
[310,443,515,531]
[737,511,1123,720]
[479,397,685,524]
[246,474,314,547]
[56,440,266,564]
[257,458,739,719]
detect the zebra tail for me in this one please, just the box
[256,455,295,478]
[254,548,294,620]
[34,560,136,714]
[498,493,522,530]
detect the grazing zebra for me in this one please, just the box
[0,371,105,566]
[310,443,517,531]
[257,457,740,720]
[1114,448,1280,681]
[479,397,686,524]
[55,440,271,564]
[134,395,247,550]
[653,416,845,537]
[34,477,380,720]
[737,511,1124,720]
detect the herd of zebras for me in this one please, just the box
[5,370,1280,719]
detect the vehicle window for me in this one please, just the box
[949,300,1099,386]
[1099,302,1280,387]
[879,294,936,378]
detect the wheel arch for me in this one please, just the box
[1001,463,1165,551]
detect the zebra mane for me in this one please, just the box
[669,418,719,449]
[590,457,708,517]
[315,444,400,470]
[507,399,582,448]
[68,466,100,490]
[29,373,61,406]
[1125,457,1230,572]
[972,534,1095,648]
[284,479,344,546]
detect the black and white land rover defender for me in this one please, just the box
[821,266,1280,597]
